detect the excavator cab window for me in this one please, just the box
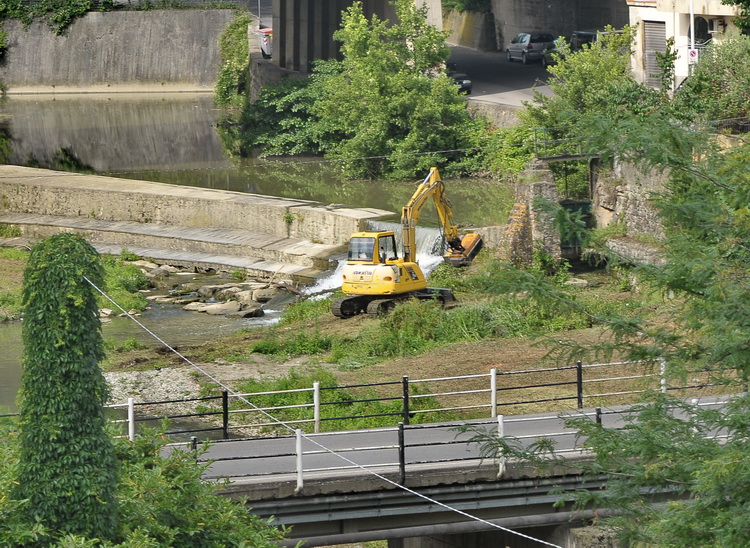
[348,237,375,261]
[378,234,398,263]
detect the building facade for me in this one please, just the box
[627,0,741,88]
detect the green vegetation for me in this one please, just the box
[214,12,252,108]
[229,0,486,178]
[0,418,287,545]
[455,28,750,548]
[1,234,287,545]
[15,234,118,539]
[441,0,492,13]
[205,366,452,434]
[99,254,150,313]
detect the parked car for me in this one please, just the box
[447,63,472,94]
[506,32,555,64]
[570,29,624,52]
[541,39,561,68]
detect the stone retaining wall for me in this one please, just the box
[0,10,237,93]
[0,165,391,247]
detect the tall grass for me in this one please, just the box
[209,367,455,433]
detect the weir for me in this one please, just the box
[0,165,394,282]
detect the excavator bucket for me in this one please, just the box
[444,233,483,267]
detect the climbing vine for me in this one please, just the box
[14,233,118,539]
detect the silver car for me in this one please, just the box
[506,32,555,64]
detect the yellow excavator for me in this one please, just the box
[331,167,483,318]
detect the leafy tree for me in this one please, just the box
[235,0,484,178]
[723,0,750,32]
[672,32,750,125]
[14,233,118,539]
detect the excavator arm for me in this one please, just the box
[401,167,482,266]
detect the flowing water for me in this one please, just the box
[0,93,515,411]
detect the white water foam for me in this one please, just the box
[303,221,447,298]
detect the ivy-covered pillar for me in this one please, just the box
[14,233,118,539]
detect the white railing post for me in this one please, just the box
[660,358,667,393]
[294,429,303,494]
[490,368,498,418]
[313,382,321,433]
[127,397,135,441]
[497,414,506,478]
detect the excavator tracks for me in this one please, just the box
[331,296,368,318]
[332,288,456,319]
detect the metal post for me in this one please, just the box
[490,368,498,418]
[497,415,506,478]
[222,390,229,439]
[190,436,198,451]
[127,397,135,441]
[576,360,584,408]
[595,407,602,425]
[313,381,321,433]
[294,429,303,494]
[402,376,410,425]
[398,422,406,485]
[660,358,667,393]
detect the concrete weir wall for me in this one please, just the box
[0,166,391,248]
[0,10,237,92]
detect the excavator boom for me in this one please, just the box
[402,167,482,266]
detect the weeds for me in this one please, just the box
[202,366,458,433]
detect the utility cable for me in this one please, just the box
[84,275,563,548]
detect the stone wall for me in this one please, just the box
[0,10,237,93]
[0,165,391,247]
[592,160,666,239]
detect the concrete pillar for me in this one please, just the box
[271,0,442,74]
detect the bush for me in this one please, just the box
[0,419,288,545]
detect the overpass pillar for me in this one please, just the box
[272,0,441,74]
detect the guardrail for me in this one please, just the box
[107,359,734,441]
[176,396,732,488]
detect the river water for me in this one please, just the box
[0,93,515,411]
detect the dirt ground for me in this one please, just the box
[106,303,608,411]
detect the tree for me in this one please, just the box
[723,0,750,32]
[14,233,118,539]
[236,0,484,178]
[672,32,750,125]
[465,24,750,545]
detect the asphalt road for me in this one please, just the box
[450,45,554,107]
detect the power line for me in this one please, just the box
[84,275,563,548]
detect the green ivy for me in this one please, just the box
[14,233,118,539]
[214,12,251,108]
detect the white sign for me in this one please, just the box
[689,49,699,63]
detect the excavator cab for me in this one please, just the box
[348,233,398,263]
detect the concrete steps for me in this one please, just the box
[0,212,344,283]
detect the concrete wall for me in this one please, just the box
[0,165,391,247]
[491,0,629,51]
[0,10,237,93]
[444,9,496,51]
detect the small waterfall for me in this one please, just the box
[304,220,447,296]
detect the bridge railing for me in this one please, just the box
[107,359,736,441]
[191,406,642,485]
[184,396,733,486]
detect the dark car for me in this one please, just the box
[447,63,472,94]
[506,32,555,64]
[541,39,561,68]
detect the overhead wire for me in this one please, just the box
[84,274,563,548]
